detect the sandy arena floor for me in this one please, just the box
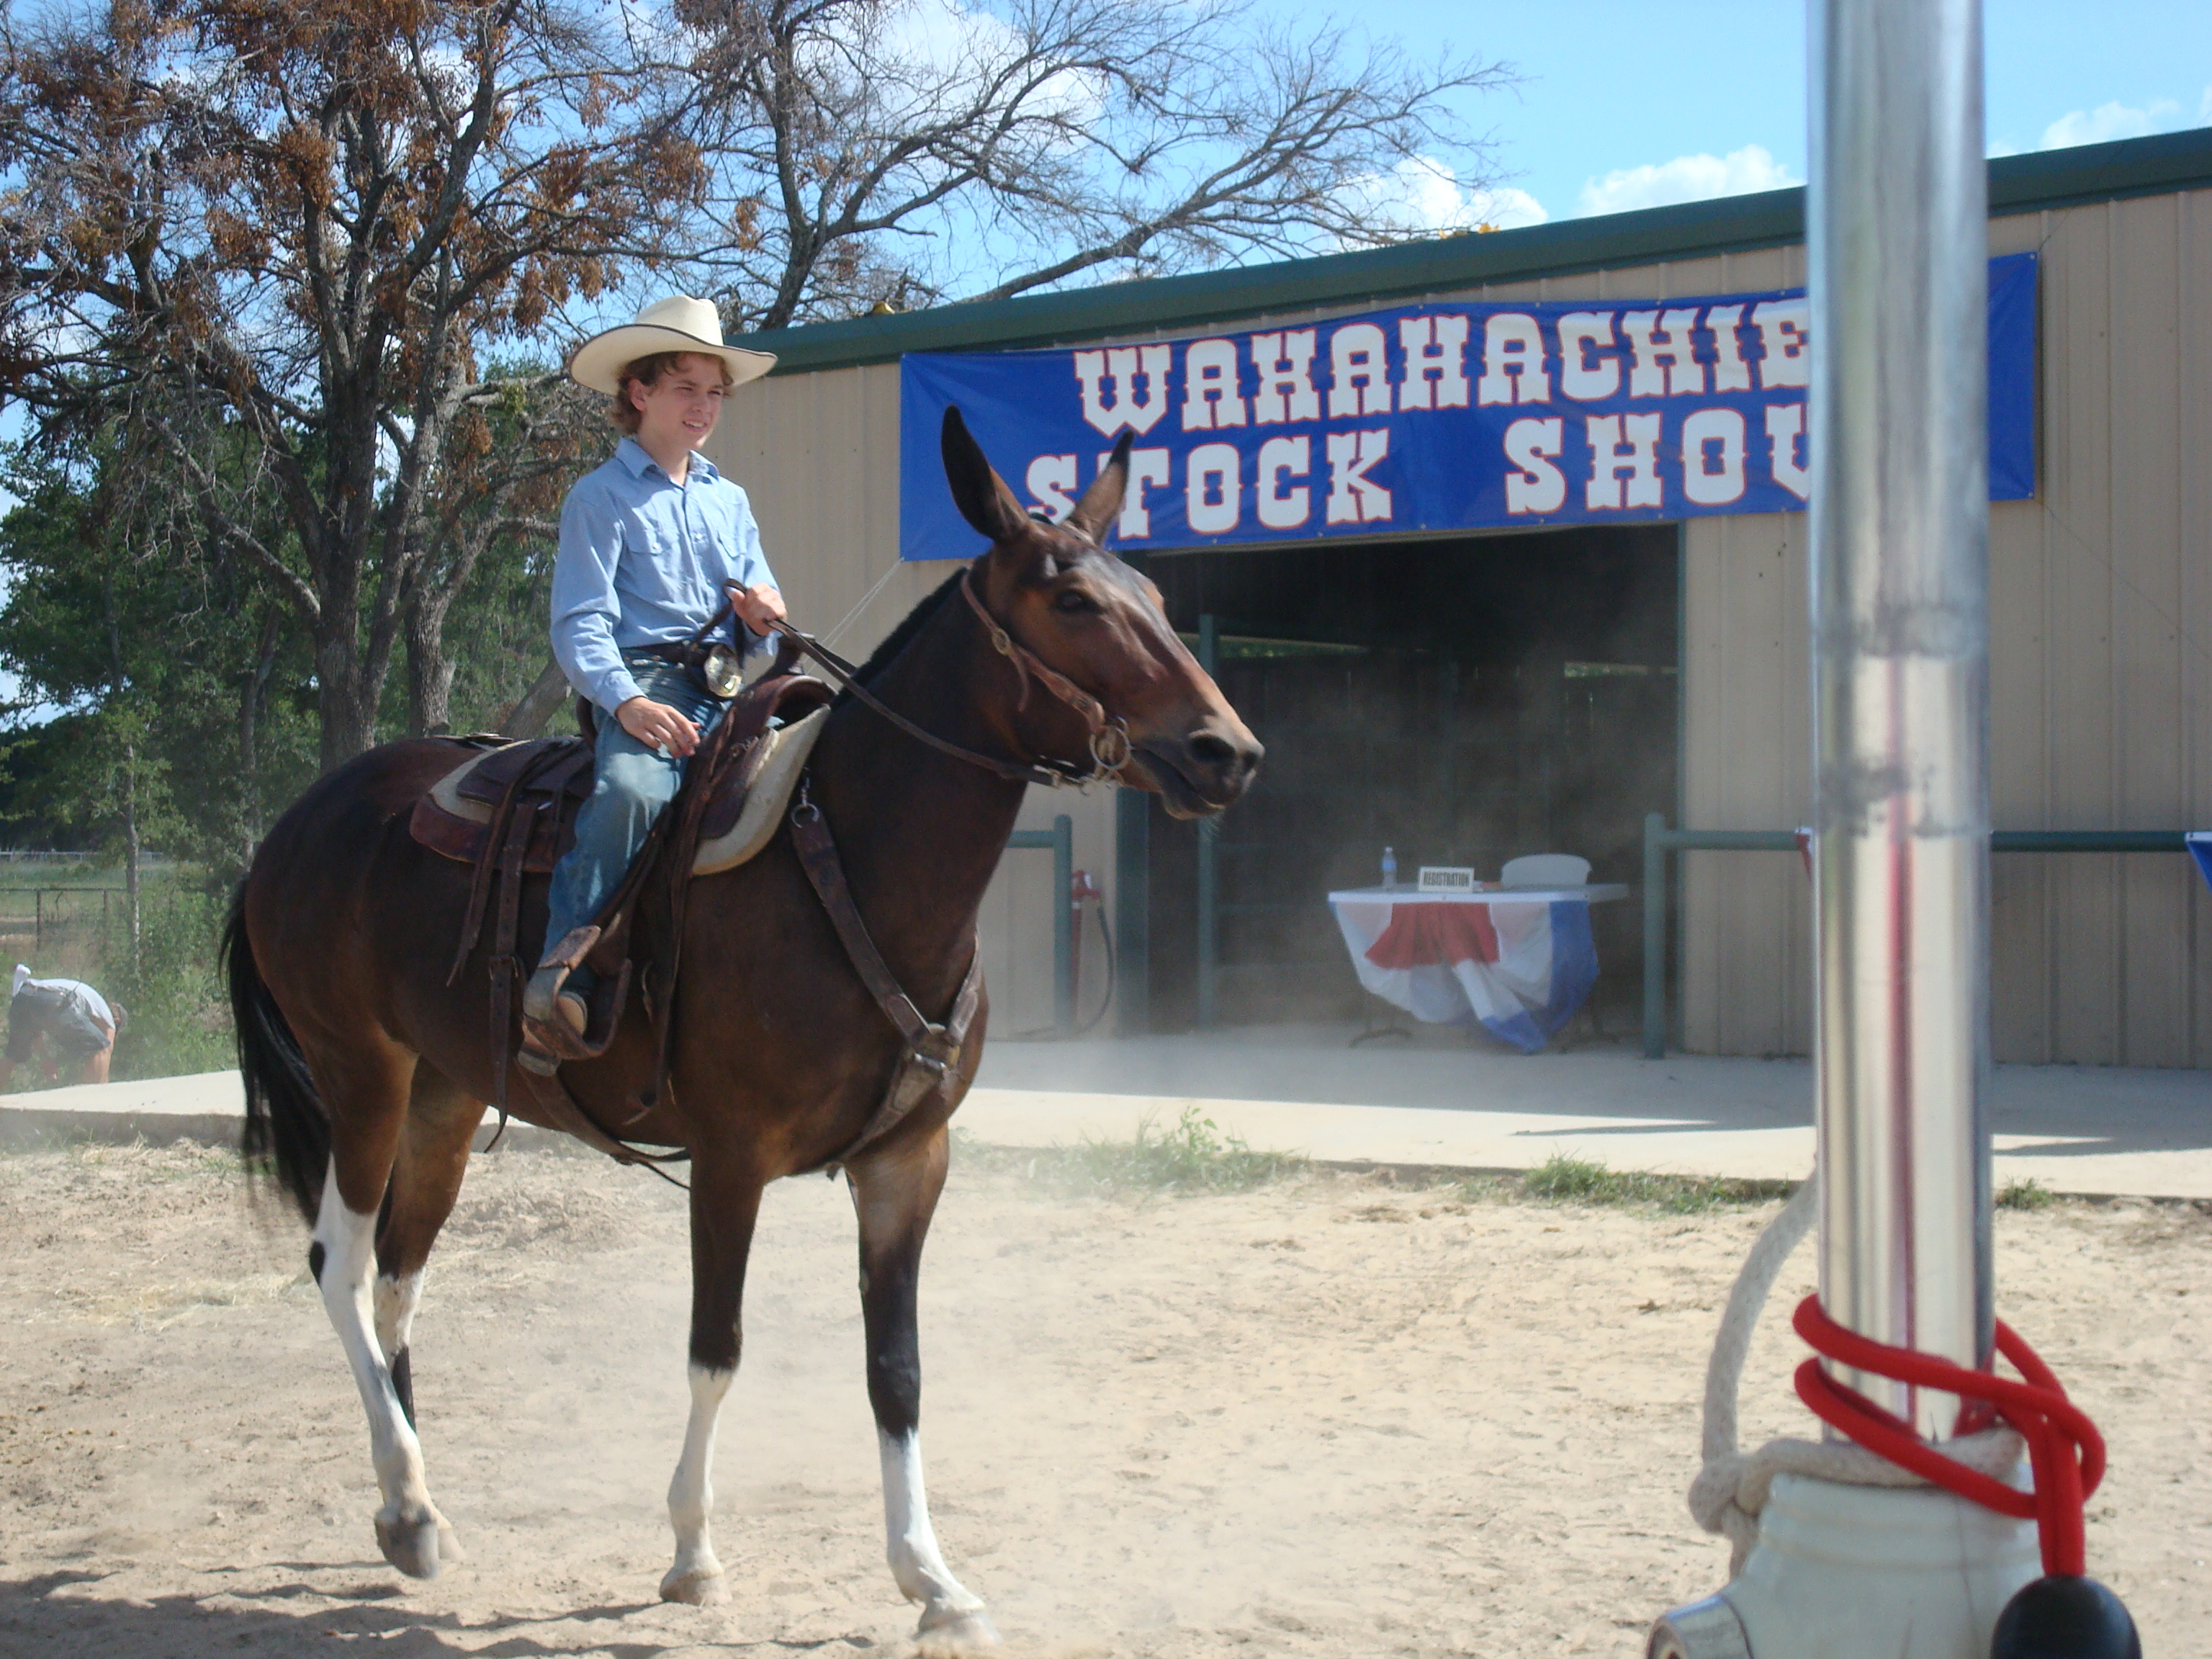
[1,1139,2207,1656]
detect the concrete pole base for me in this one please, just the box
[1648,1471,2039,1659]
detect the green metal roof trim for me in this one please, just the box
[734,127,2212,374]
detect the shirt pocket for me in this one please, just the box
[611,515,691,611]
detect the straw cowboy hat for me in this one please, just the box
[566,295,776,395]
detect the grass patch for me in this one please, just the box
[1511,1152,1793,1214]
[957,1105,1308,1196]
[1996,1176,2057,1211]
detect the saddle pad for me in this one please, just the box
[693,706,828,875]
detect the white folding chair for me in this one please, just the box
[1499,853,1591,889]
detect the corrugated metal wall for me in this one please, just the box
[1678,197,2212,1066]
[714,186,2212,1066]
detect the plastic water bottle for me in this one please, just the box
[1380,845,1397,890]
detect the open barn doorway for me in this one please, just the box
[1128,523,1680,1035]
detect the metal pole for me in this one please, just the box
[1809,0,1992,1439]
[1195,613,1219,1030]
[1051,813,1074,1034]
[1643,813,1667,1058]
[1114,789,1150,1036]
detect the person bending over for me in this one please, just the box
[5,963,123,1091]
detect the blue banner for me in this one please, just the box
[899,252,2037,559]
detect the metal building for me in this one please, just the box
[706,128,2212,1067]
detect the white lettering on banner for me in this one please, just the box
[1328,324,1393,417]
[1475,313,1549,406]
[1256,436,1311,529]
[1503,418,1567,514]
[1585,413,1663,510]
[1763,405,1811,500]
[1557,312,1620,401]
[1681,408,1747,505]
[1250,330,1320,423]
[1325,429,1393,523]
[1622,308,1707,397]
[1074,345,1171,436]
[1705,304,1752,392]
[1025,454,1077,519]
[1181,338,1247,430]
[1753,300,1811,389]
[1398,315,1471,410]
[1187,442,1243,534]
[1100,448,1173,536]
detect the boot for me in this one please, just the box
[518,926,599,1074]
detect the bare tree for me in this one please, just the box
[0,1,703,767]
[0,0,1514,770]
[676,0,1517,328]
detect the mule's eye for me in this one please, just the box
[1053,588,1099,614]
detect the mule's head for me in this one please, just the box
[941,406,1262,818]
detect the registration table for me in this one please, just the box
[1327,883,1629,1053]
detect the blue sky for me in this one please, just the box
[1271,0,2212,230]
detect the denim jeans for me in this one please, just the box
[544,655,727,989]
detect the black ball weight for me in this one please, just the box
[1990,1575,2140,1659]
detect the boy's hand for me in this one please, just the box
[731,583,786,637]
[616,696,701,757]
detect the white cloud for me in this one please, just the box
[1338,157,1548,240]
[2039,98,2182,150]
[1574,144,1799,218]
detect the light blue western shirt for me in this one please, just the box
[550,436,778,714]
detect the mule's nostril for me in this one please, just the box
[1190,733,1238,768]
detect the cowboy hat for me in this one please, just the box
[567,295,776,395]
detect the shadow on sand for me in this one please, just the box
[0,1568,884,1658]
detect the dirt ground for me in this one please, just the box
[1,1139,2207,1658]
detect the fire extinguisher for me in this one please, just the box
[1069,868,1112,1033]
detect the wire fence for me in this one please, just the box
[0,888,140,954]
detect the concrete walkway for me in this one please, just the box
[967,1025,2212,1200]
[5,1026,2208,1198]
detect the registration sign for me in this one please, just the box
[1418,866,1478,893]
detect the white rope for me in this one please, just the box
[1689,1168,2023,1575]
[820,558,907,652]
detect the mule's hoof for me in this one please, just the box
[659,1563,731,1606]
[435,1520,465,1565]
[374,1512,444,1580]
[915,1606,1000,1654]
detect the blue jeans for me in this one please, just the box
[544,655,727,989]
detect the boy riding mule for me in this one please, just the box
[526,295,786,1070]
[223,404,1262,1648]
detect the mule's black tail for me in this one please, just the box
[225,884,328,1227]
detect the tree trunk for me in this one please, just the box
[121,736,141,970]
[239,610,280,864]
[405,589,458,738]
[314,626,385,773]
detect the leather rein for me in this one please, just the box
[766,566,1133,791]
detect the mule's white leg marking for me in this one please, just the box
[313,1161,447,1579]
[880,1427,993,1640]
[660,1362,734,1606]
[373,1269,423,1361]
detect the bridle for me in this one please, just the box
[766,565,1133,791]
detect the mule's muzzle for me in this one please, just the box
[1132,723,1262,819]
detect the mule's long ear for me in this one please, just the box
[941,405,1028,545]
[1067,431,1132,543]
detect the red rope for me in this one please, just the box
[1791,1295,2106,1578]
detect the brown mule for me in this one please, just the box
[223,408,1262,1647]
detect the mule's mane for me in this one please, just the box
[835,568,966,703]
